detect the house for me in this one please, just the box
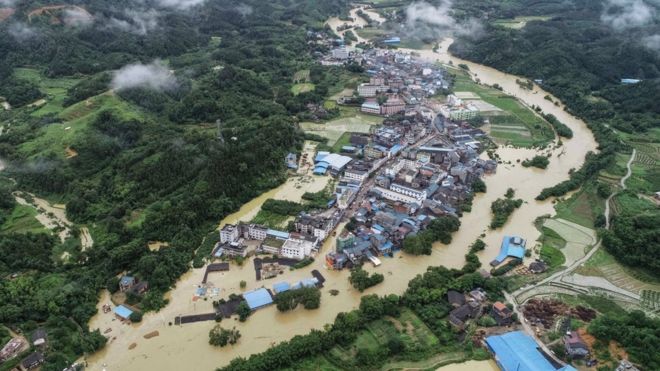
[529,261,548,274]
[381,95,405,116]
[285,152,298,169]
[20,352,44,370]
[220,241,248,258]
[447,290,465,308]
[331,47,349,60]
[491,301,513,326]
[220,224,239,243]
[119,275,136,292]
[449,302,481,329]
[490,236,526,266]
[469,288,487,303]
[564,332,589,359]
[295,215,334,240]
[114,305,134,321]
[0,338,25,361]
[30,328,47,347]
[261,236,285,255]
[130,281,149,295]
[361,100,381,115]
[272,281,291,294]
[616,360,640,371]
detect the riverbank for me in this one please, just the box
[85,17,597,371]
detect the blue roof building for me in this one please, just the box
[486,331,577,371]
[267,229,290,240]
[243,288,273,310]
[292,278,319,290]
[491,236,526,266]
[114,305,134,320]
[273,282,291,294]
[383,37,401,44]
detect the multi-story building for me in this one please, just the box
[239,223,267,241]
[220,224,239,243]
[380,96,405,116]
[357,83,387,97]
[389,182,427,201]
[295,215,334,240]
[373,186,419,204]
[331,47,349,60]
[360,100,381,115]
[280,236,317,260]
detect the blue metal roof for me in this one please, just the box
[267,229,290,240]
[243,288,273,310]
[114,305,133,319]
[119,276,134,286]
[313,166,328,175]
[486,331,576,371]
[493,236,526,264]
[273,282,291,294]
[315,151,330,162]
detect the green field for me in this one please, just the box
[250,210,291,229]
[554,182,605,228]
[300,108,381,145]
[452,74,553,147]
[292,83,316,95]
[14,67,82,117]
[293,69,310,83]
[0,204,48,234]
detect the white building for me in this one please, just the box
[220,224,239,243]
[344,168,368,182]
[357,83,387,97]
[281,237,316,260]
[439,104,479,120]
[248,224,267,240]
[390,182,427,201]
[361,101,381,114]
[331,47,349,60]
[374,186,419,204]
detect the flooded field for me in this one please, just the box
[86,16,597,371]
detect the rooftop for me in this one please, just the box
[114,305,134,319]
[486,331,577,371]
[243,288,273,310]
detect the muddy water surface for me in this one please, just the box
[86,18,597,371]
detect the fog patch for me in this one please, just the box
[8,22,38,42]
[236,4,253,16]
[111,61,177,92]
[601,0,656,30]
[107,8,159,35]
[405,1,483,40]
[63,8,94,27]
[0,0,16,7]
[642,34,660,51]
[154,0,207,10]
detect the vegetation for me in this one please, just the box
[209,325,241,347]
[402,216,461,255]
[236,301,251,322]
[601,212,659,276]
[472,178,487,193]
[274,287,321,311]
[490,188,523,229]
[349,267,384,292]
[589,311,660,370]
[522,155,549,169]
[540,245,565,268]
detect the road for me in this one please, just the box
[505,149,637,367]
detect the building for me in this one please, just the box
[114,305,134,321]
[119,275,136,292]
[220,224,239,243]
[295,215,334,240]
[261,236,285,255]
[285,152,298,169]
[491,301,513,326]
[130,281,149,295]
[239,223,268,241]
[383,36,400,45]
[243,288,273,310]
[380,96,405,116]
[447,290,465,308]
[439,104,479,120]
[220,241,248,258]
[314,152,352,176]
[357,83,386,97]
[20,352,44,370]
[389,182,427,201]
[616,360,640,371]
[0,338,24,362]
[373,186,419,204]
[331,47,349,60]
[490,236,526,266]
[361,100,381,114]
[449,302,481,329]
[281,236,316,260]
[30,328,47,347]
[273,281,291,294]
[486,331,577,371]
[564,332,589,359]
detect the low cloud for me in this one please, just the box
[111,60,177,91]
[236,4,253,16]
[63,8,94,27]
[8,22,38,42]
[0,0,16,7]
[405,1,483,40]
[154,0,207,10]
[601,0,656,30]
[107,9,159,35]
[642,34,660,51]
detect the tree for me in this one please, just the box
[349,267,384,292]
[209,325,241,347]
[239,280,246,289]
[387,337,405,354]
[236,301,251,322]
[472,178,487,193]
[129,312,143,323]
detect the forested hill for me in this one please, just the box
[451,0,660,134]
[0,0,347,369]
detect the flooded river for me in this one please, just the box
[86,14,597,371]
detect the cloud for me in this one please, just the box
[153,0,207,10]
[601,0,656,30]
[236,4,253,16]
[642,34,660,51]
[0,0,16,7]
[111,60,177,91]
[63,8,94,27]
[107,9,159,35]
[405,1,482,40]
[8,22,37,42]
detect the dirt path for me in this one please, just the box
[13,192,72,242]
[80,226,94,251]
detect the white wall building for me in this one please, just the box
[281,237,316,260]
[248,224,267,240]
[332,47,349,60]
[374,186,419,204]
[390,182,427,201]
[220,224,239,243]
[357,83,387,97]
[344,168,368,182]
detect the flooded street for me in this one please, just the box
[86,16,597,371]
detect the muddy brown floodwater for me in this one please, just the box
[86,17,597,371]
